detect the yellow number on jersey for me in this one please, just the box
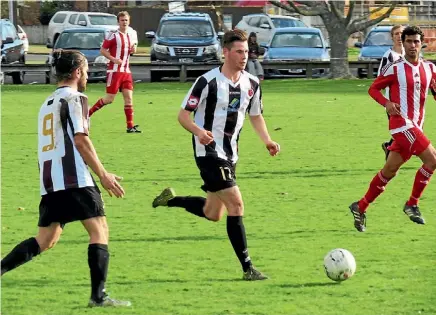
[42,113,54,152]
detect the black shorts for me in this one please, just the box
[38,186,105,228]
[195,156,237,192]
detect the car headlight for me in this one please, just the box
[320,57,330,61]
[204,44,219,54]
[153,44,169,54]
[95,56,109,64]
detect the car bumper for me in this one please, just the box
[153,51,220,62]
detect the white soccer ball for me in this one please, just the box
[323,248,356,282]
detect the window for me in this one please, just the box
[158,21,214,37]
[258,17,270,28]
[271,33,323,48]
[55,32,105,49]
[52,13,67,24]
[78,14,87,24]
[1,23,17,40]
[247,16,260,27]
[89,15,117,26]
[364,31,393,46]
[69,14,78,24]
[271,18,306,28]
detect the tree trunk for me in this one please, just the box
[322,15,352,79]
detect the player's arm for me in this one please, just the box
[248,85,280,156]
[100,35,122,65]
[431,70,436,101]
[178,76,213,145]
[70,96,124,197]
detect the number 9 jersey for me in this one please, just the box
[38,87,95,196]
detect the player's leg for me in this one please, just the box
[121,87,140,133]
[1,223,62,275]
[381,113,393,160]
[404,132,435,224]
[80,196,130,307]
[350,146,405,232]
[216,186,267,281]
[89,93,116,116]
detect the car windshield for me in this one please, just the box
[271,18,305,28]
[364,31,393,46]
[55,32,105,49]
[271,33,323,48]
[158,20,214,37]
[89,15,117,26]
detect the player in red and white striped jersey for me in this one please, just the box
[88,11,141,133]
[378,25,404,159]
[350,26,436,232]
[1,50,130,307]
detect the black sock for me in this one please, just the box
[1,237,41,275]
[88,244,109,302]
[388,138,394,146]
[226,216,252,272]
[167,196,206,218]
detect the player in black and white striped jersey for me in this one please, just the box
[152,29,280,281]
[378,25,404,160]
[1,50,130,308]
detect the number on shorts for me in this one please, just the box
[219,167,233,181]
[42,113,54,152]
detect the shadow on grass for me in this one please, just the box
[275,282,340,288]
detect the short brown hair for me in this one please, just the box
[223,29,248,49]
[51,49,87,82]
[117,11,130,21]
[390,25,403,36]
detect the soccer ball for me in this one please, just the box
[323,248,356,282]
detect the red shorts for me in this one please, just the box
[106,72,133,94]
[388,127,430,161]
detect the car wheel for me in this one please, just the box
[12,71,24,84]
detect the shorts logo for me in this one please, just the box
[248,89,254,97]
[187,95,199,109]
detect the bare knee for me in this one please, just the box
[35,234,60,252]
[103,96,115,104]
[206,210,224,222]
[124,98,133,105]
[382,164,401,178]
[226,200,244,216]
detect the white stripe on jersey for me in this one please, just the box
[181,67,262,163]
[114,33,121,72]
[38,87,94,195]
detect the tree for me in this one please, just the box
[268,0,399,78]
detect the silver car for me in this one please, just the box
[235,14,306,45]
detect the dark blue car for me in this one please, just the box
[47,28,109,82]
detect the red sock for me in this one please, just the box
[89,99,106,117]
[407,165,433,206]
[358,171,391,213]
[124,105,134,129]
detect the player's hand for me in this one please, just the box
[197,130,214,145]
[100,172,125,198]
[266,140,280,156]
[385,101,401,116]
[112,58,123,65]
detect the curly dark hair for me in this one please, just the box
[401,26,425,42]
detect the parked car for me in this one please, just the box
[1,19,25,84]
[235,14,307,45]
[354,26,393,78]
[47,11,118,47]
[47,28,109,82]
[17,25,29,53]
[262,27,330,78]
[146,12,224,80]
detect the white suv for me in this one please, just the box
[47,11,118,47]
[235,14,306,45]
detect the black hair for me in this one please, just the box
[51,49,87,82]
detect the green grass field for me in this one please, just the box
[2,80,436,315]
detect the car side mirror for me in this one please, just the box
[354,42,362,48]
[4,37,14,44]
[260,44,269,50]
[145,31,156,39]
[259,23,271,30]
[78,21,87,26]
[46,43,53,49]
[422,43,428,49]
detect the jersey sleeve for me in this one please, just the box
[181,76,208,111]
[102,32,115,49]
[430,62,436,100]
[248,84,263,116]
[69,95,89,135]
[377,51,393,76]
[369,64,397,107]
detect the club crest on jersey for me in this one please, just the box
[186,95,199,109]
[248,89,254,97]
